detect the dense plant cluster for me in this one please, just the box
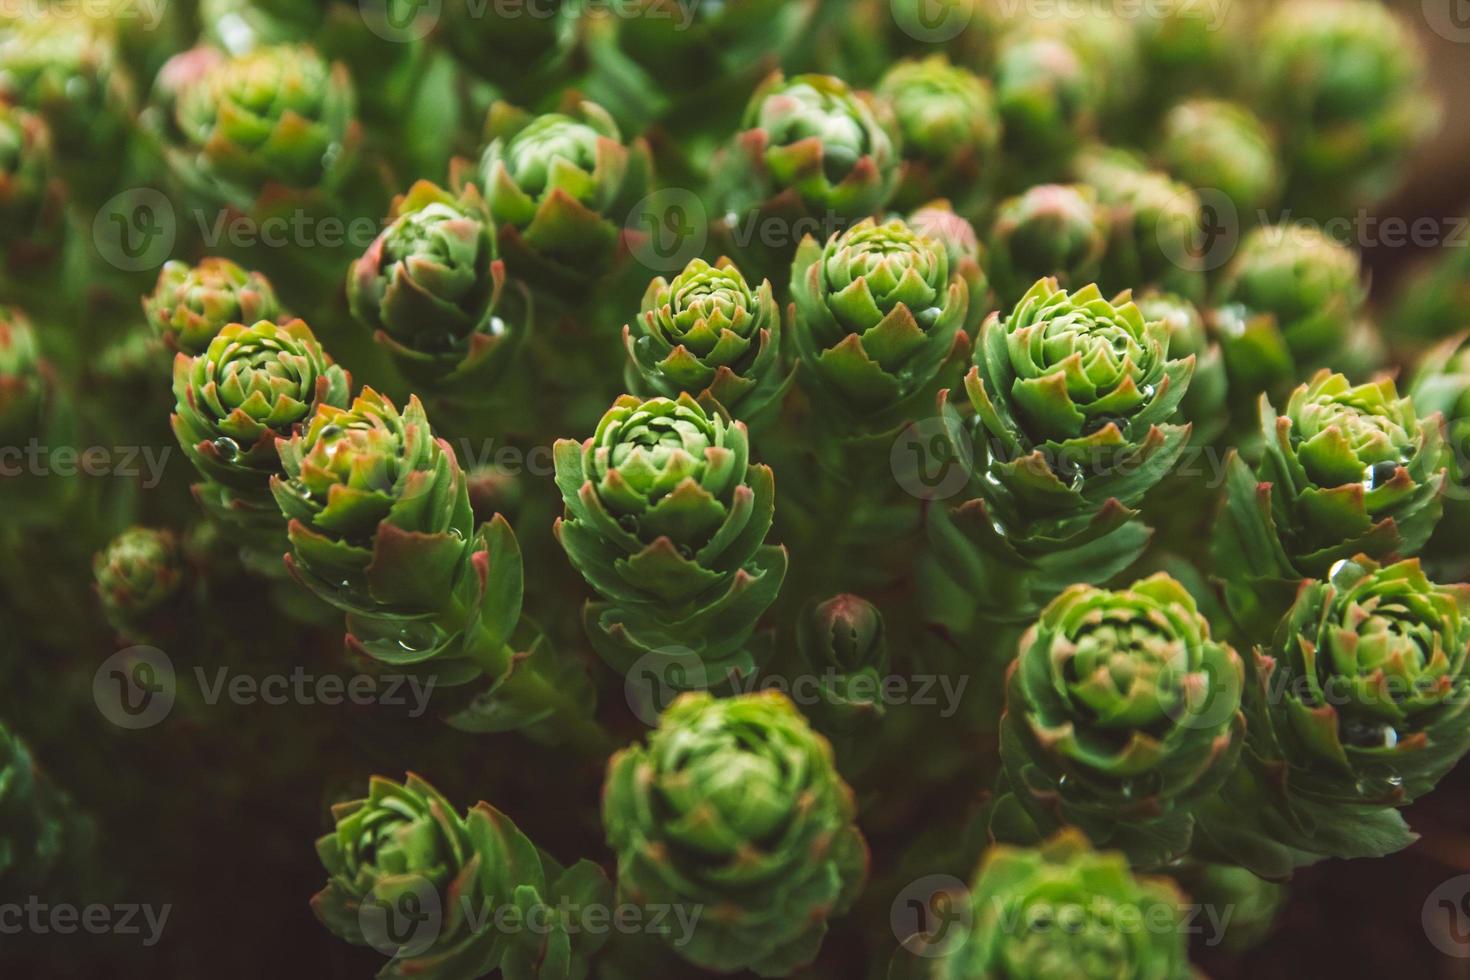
[1,0,1468,977]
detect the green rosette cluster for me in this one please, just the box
[171,317,350,574]
[791,217,969,423]
[992,30,1097,181]
[1172,863,1285,954]
[907,202,990,332]
[1389,239,1470,343]
[273,390,602,746]
[1258,0,1437,214]
[1084,166,1203,302]
[0,104,65,269]
[624,256,788,420]
[1135,291,1227,445]
[602,691,867,977]
[1213,225,1366,394]
[349,180,527,396]
[1157,99,1281,217]
[553,393,786,680]
[1410,334,1470,558]
[1198,559,1470,878]
[93,526,184,640]
[990,574,1245,866]
[0,721,96,901]
[161,43,358,209]
[145,258,282,355]
[930,280,1193,623]
[892,831,1193,980]
[711,72,898,275]
[1214,371,1448,636]
[0,15,133,201]
[0,304,46,447]
[987,184,1107,308]
[476,99,652,295]
[797,593,890,736]
[877,55,1001,216]
[314,773,612,980]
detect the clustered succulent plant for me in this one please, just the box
[2,2,1467,977]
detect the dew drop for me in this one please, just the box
[211,437,240,461]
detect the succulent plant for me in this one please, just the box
[624,256,789,420]
[992,573,1244,865]
[987,184,1108,307]
[94,526,184,638]
[1158,99,1281,218]
[145,258,283,355]
[791,216,969,422]
[797,593,890,736]
[0,104,65,268]
[603,691,867,977]
[349,180,527,396]
[553,393,786,680]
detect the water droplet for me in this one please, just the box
[487,316,507,337]
[211,437,240,461]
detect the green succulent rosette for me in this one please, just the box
[1135,291,1226,445]
[987,184,1108,308]
[1157,99,1281,218]
[0,721,96,901]
[1135,0,1245,101]
[1259,0,1437,214]
[160,43,358,209]
[907,201,990,332]
[172,317,350,574]
[929,280,1194,623]
[797,593,890,736]
[891,831,1194,980]
[0,304,46,447]
[1197,559,1470,878]
[1215,371,1448,638]
[989,574,1244,866]
[603,691,868,977]
[0,104,65,270]
[791,217,969,423]
[877,55,1001,216]
[992,32,1097,181]
[553,393,786,680]
[272,389,604,747]
[314,773,612,980]
[1083,167,1204,302]
[1410,333,1470,559]
[93,526,184,639]
[624,256,789,420]
[145,258,283,355]
[0,15,133,201]
[1171,863,1285,954]
[349,180,528,396]
[476,98,652,296]
[711,72,898,276]
[1214,224,1366,390]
